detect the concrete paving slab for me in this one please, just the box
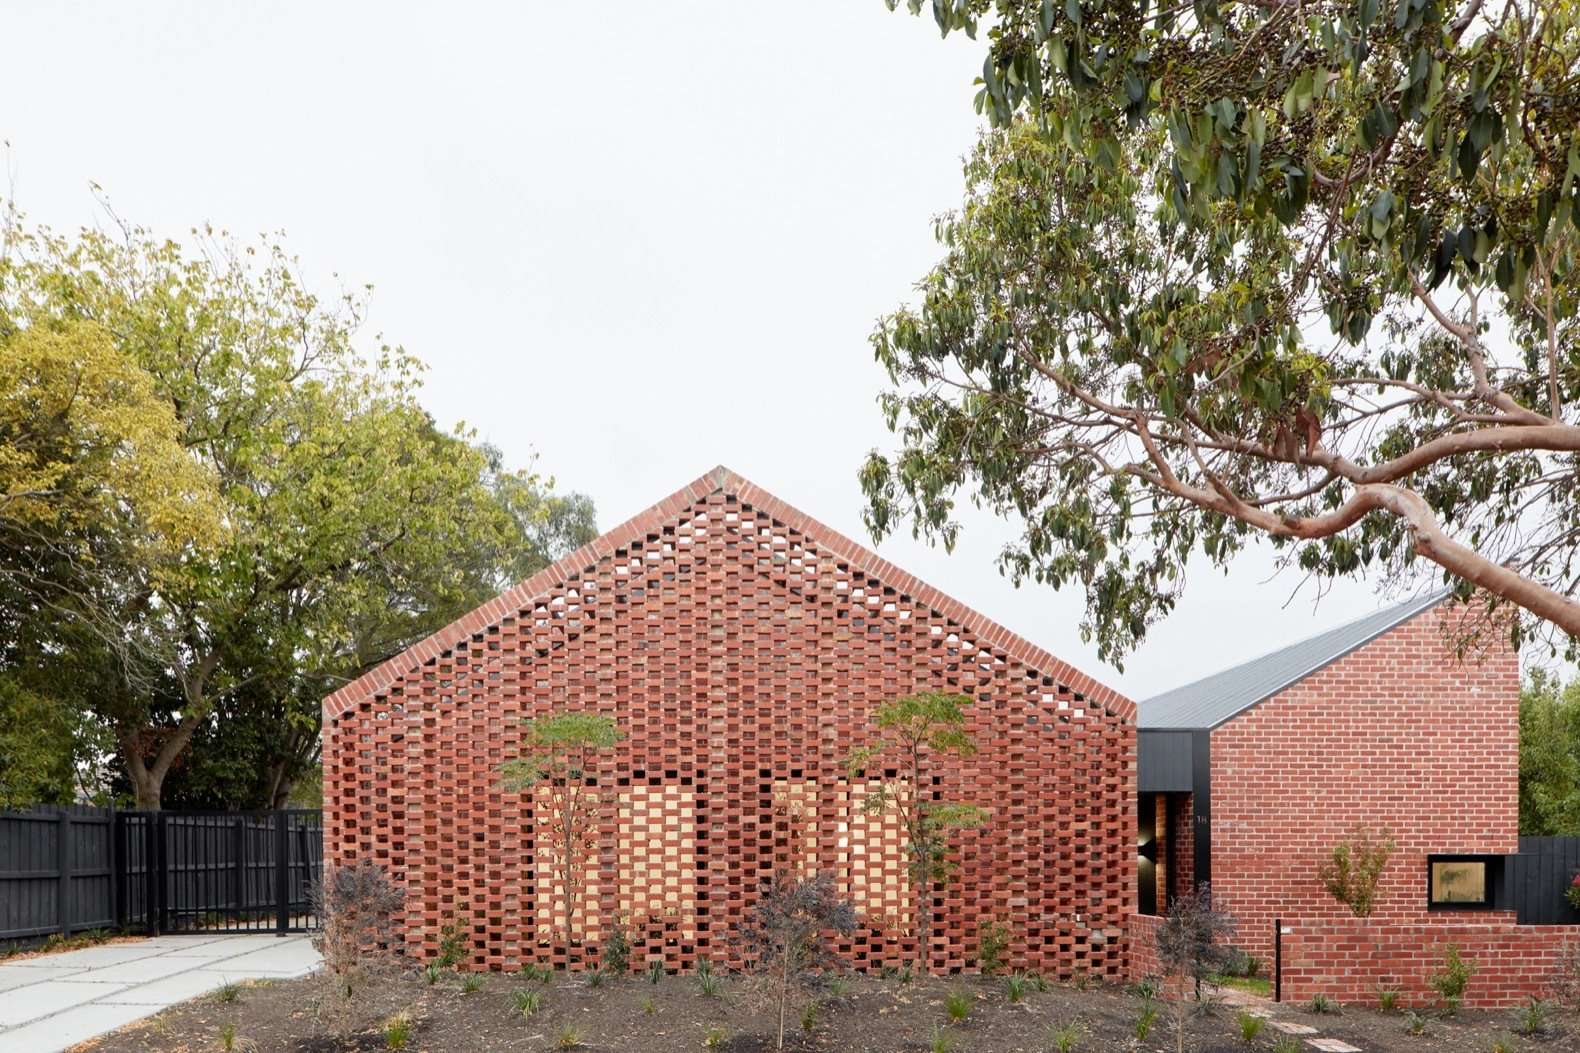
[0,1000,153,1053]
[95,969,235,1007]
[53,954,203,985]
[153,934,281,959]
[0,933,320,1052]
[0,979,117,1027]
[1307,1040,1362,1053]
[0,965,90,993]
[20,944,160,968]
[206,941,318,976]
[1271,1021,1320,1034]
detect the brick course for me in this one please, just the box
[323,467,1136,977]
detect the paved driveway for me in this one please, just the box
[0,933,320,1053]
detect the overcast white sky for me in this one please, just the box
[7,1,1430,699]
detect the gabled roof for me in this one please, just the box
[323,465,1134,723]
[1138,589,1452,731]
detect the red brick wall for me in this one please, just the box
[1208,601,1535,1005]
[1127,912,1164,982]
[323,471,1135,977]
[1279,918,1575,1008]
[1167,793,1194,907]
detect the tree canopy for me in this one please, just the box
[0,207,596,808]
[869,0,1580,663]
[1520,667,1580,833]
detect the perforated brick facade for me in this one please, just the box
[323,467,1136,977]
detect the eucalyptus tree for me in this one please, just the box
[871,0,1580,662]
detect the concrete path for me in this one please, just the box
[0,933,320,1053]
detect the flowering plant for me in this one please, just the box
[1566,872,1580,912]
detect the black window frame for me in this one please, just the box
[1425,854,1503,911]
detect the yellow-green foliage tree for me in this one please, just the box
[501,710,623,959]
[847,692,988,971]
[0,208,595,808]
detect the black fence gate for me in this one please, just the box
[119,810,324,935]
[0,806,321,946]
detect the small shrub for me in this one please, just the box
[437,916,470,969]
[1132,976,1162,1001]
[217,1022,240,1052]
[944,988,973,1022]
[1006,972,1029,1003]
[1028,971,1050,992]
[1567,871,1580,911]
[602,916,630,974]
[1134,1000,1159,1041]
[702,1025,728,1050]
[519,962,552,984]
[735,872,857,1049]
[556,1024,582,1050]
[1305,993,1340,1015]
[309,860,405,1040]
[383,1011,413,1050]
[1489,1035,1516,1053]
[460,973,483,995]
[1272,1037,1302,1053]
[929,1026,958,1053]
[1515,996,1551,1035]
[800,1000,818,1032]
[1048,1019,1083,1052]
[1242,955,1262,979]
[1317,826,1396,918]
[1403,1010,1429,1036]
[1430,944,1476,1013]
[513,988,543,1019]
[213,982,242,1005]
[1156,885,1237,1002]
[978,919,1012,975]
[584,967,606,989]
[1069,968,1093,991]
[1236,1011,1265,1043]
[698,958,724,998]
[826,975,851,999]
[642,995,657,1015]
[1376,985,1400,1013]
[647,960,665,984]
[423,963,443,986]
[897,962,915,985]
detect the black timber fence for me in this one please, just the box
[0,805,322,948]
[1512,836,1580,926]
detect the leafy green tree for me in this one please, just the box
[846,692,988,971]
[501,710,624,958]
[1,210,594,808]
[0,674,83,808]
[871,0,1580,664]
[1520,668,1580,834]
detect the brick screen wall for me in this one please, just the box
[1207,601,1566,1006]
[323,468,1136,977]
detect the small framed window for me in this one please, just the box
[1427,855,1501,910]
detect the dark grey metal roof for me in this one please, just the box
[1138,590,1452,730]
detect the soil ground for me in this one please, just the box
[73,968,1578,1053]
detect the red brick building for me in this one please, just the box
[322,467,1136,977]
[1134,595,1574,1007]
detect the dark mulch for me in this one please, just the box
[73,968,1577,1053]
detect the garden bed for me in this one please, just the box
[75,967,1577,1053]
